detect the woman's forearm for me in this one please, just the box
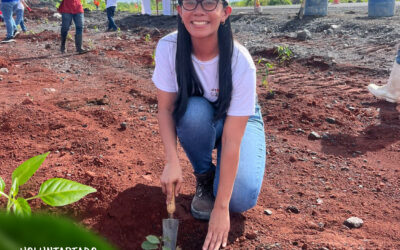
[158,110,179,165]
[214,139,241,210]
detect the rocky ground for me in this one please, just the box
[0,3,399,250]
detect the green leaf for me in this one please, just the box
[0,177,5,198]
[146,235,160,244]
[9,178,19,199]
[141,241,158,250]
[12,198,31,217]
[38,178,96,206]
[12,152,49,186]
[162,247,171,250]
[0,213,116,250]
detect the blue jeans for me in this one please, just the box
[15,8,26,32]
[397,50,400,64]
[176,97,266,213]
[106,6,117,30]
[61,13,83,38]
[1,1,18,39]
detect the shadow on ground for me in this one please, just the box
[95,184,245,249]
[321,101,400,157]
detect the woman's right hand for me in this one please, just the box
[160,162,183,204]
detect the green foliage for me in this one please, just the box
[257,58,274,90]
[151,49,156,67]
[231,0,291,7]
[145,33,151,42]
[269,0,292,5]
[0,153,96,216]
[0,213,116,250]
[117,2,141,13]
[276,45,293,64]
[142,235,176,250]
[35,178,96,206]
[141,235,162,250]
[12,153,48,186]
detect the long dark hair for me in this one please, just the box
[173,0,234,124]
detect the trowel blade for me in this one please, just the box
[162,218,179,250]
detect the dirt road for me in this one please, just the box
[0,5,399,250]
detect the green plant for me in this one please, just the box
[151,49,156,67]
[145,33,151,43]
[141,235,166,250]
[0,213,116,250]
[257,57,274,88]
[141,235,182,250]
[0,152,96,217]
[87,39,95,50]
[276,45,293,64]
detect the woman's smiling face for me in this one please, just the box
[178,0,232,40]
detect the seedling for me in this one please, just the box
[276,45,293,65]
[151,49,156,67]
[145,34,151,43]
[142,235,167,250]
[257,57,273,88]
[141,235,181,250]
[0,152,96,217]
[87,39,95,50]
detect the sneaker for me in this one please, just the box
[77,48,89,54]
[13,30,20,38]
[191,170,215,220]
[1,37,16,43]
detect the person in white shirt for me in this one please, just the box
[15,0,30,32]
[106,0,118,31]
[162,0,171,15]
[141,0,151,14]
[152,0,266,249]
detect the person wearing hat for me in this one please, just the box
[58,0,88,54]
[152,0,266,249]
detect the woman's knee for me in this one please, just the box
[177,97,214,130]
[229,180,261,213]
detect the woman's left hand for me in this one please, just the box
[202,207,230,250]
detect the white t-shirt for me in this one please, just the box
[17,0,24,10]
[106,0,117,8]
[152,32,256,116]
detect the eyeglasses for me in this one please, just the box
[181,0,221,12]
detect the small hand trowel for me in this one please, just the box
[162,185,179,250]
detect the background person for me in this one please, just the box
[58,0,88,54]
[106,0,118,31]
[0,0,18,43]
[141,0,151,15]
[368,45,400,103]
[15,0,31,33]
[152,0,266,249]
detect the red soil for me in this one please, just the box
[0,13,399,250]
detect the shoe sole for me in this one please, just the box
[385,97,398,103]
[191,203,211,221]
[1,39,16,43]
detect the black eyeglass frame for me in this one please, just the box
[179,0,228,12]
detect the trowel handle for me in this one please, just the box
[167,185,176,216]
